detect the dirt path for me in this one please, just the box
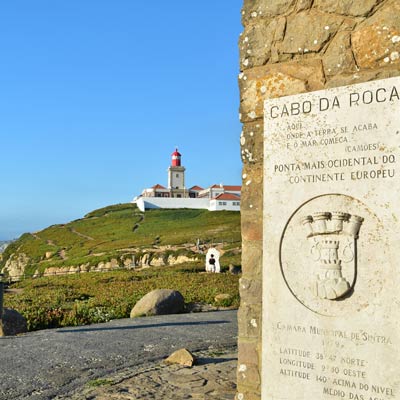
[69,228,94,241]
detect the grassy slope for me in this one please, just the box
[1,204,241,275]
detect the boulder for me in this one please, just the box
[214,293,233,304]
[130,289,185,318]
[229,264,242,275]
[0,308,27,336]
[164,348,197,367]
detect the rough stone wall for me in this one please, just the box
[237,1,400,399]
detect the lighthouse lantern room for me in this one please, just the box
[171,149,181,167]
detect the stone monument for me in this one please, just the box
[262,77,400,399]
[206,248,221,273]
[237,1,400,399]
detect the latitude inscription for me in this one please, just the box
[263,77,400,400]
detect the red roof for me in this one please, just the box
[223,185,242,191]
[152,184,167,189]
[189,185,204,191]
[214,193,241,201]
[209,184,241,191]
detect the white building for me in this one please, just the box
[132,149,241,212]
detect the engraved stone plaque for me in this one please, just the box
[263,77,400,400]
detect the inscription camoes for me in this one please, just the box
[301,212,364,300]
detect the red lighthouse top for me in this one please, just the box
[171,148,182,167]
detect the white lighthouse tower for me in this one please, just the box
[168,148,186,197]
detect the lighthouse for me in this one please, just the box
[168,148,186,197]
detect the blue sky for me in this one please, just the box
[0,1,243,239]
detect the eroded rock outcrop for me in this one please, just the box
[2,253,30,281]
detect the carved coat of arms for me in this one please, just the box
[301,212,364,300]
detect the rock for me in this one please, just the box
[242,0,295,23]
[229,264,242,275]
[167,255,198,265]
[68,266,80,274]
[240,19,279,70]
[352,0,400,69]
[3,253,30,281]
[44,266,69,276]
[140,253,150,266]
[130,289,185,318]
[150,256,165,267]
[280,11,344,54]
[123,257,135,268]
[164,348,197,367]
[59,249,67,259]
[323,31,356,76]
[314,0,380,16]
[296,0,313,11]
[80,263,91,273]
[326,67,400,89]
[0,308,27,336]
[33,269,41,278]
[239,60,325,122]
[214,294,233,304]
[102,258,119,271]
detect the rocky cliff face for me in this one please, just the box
[2,253,31,281]
[1,249,203,281]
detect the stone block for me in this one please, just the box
[242,0,295,23]
[241,239,263,279]
[280,11,343,54]
[238,339,260,367]
[240,121,264,165]
[295,0,313,12]
[241,209,263,242]
[274,17,286,42]
[352,0,400,69]
[235,391,261,400]
[323,31,357,76]
[237,304,262,339]
[314,0,381,16]
[237,363,261,390]
[240,71,307,121]
[239,60,325,122]
[241,165,263,212]
[326,66,400,88]
[240,19,277,70]
[239,278,262,306]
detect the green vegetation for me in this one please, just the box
[1,204,241,277]
[86,379,114,387]
[4,263,240,331]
